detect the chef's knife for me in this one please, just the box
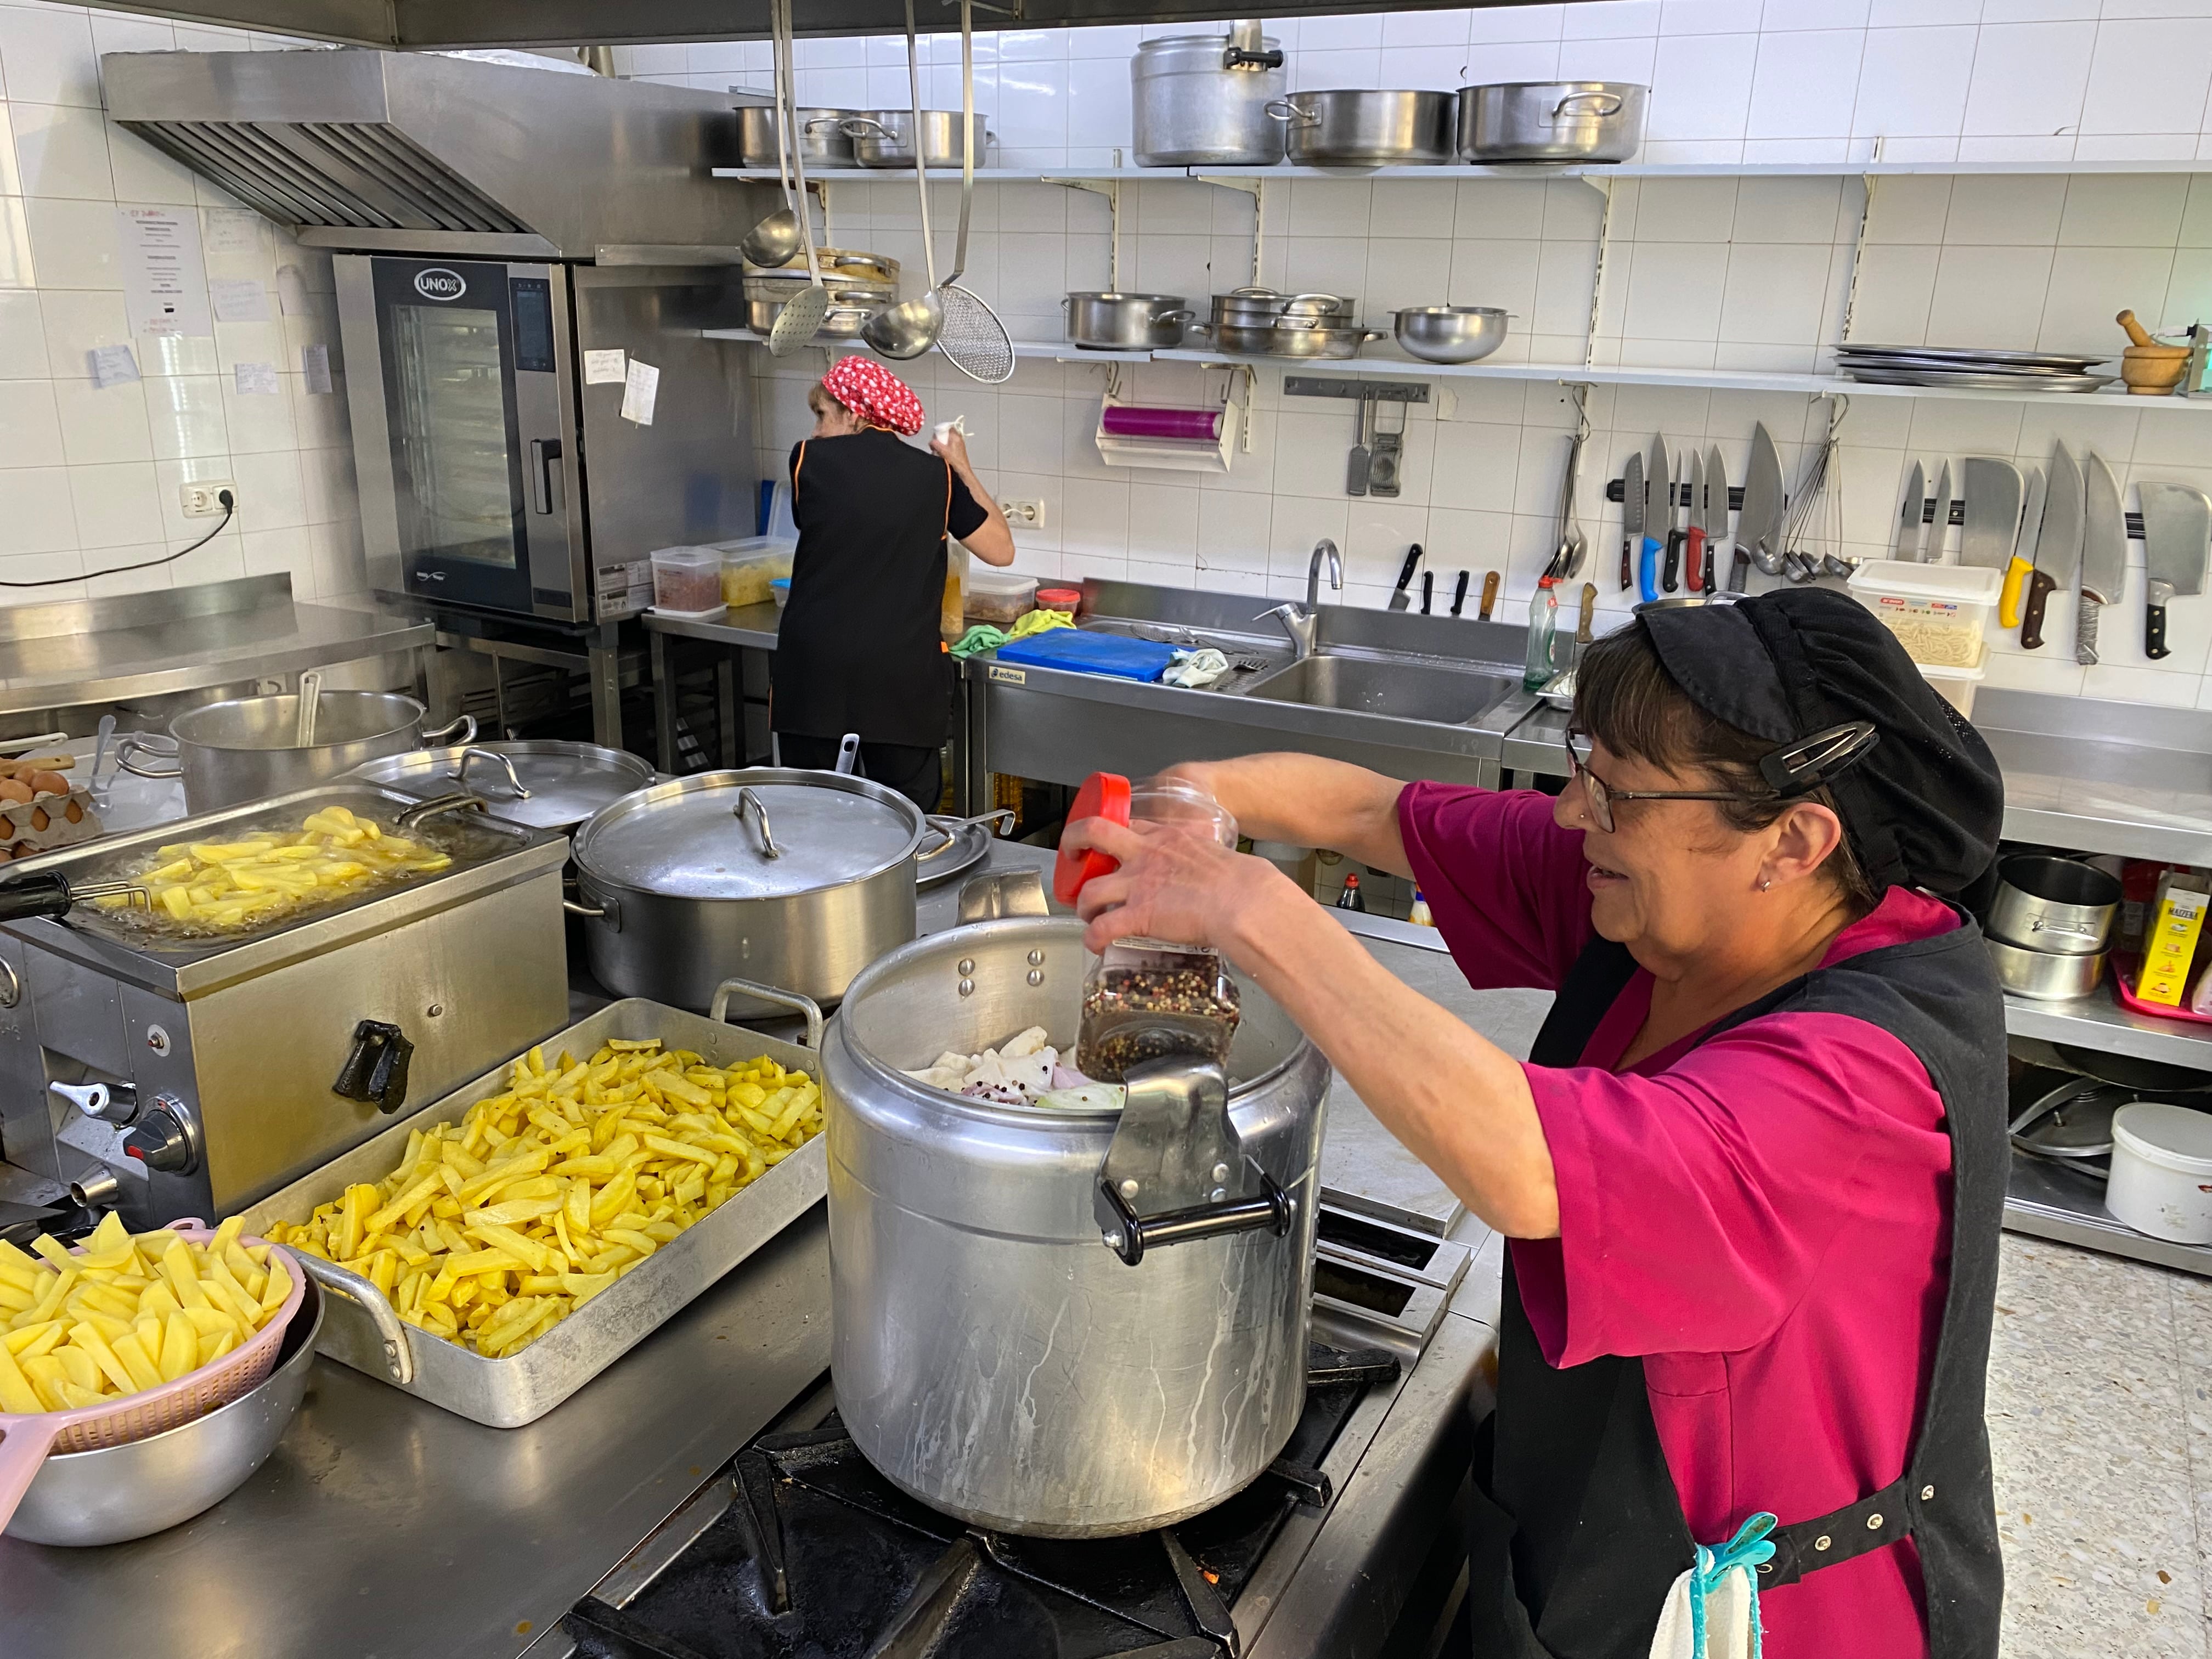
[1929,461,1953,564]
[2001,466,2046,630]
[1477,569,1499,620]
[1423,570,1436,616]
[1959,457,2021,574]
[2077,454,2125,665]
[1388,544,1421,611]
[1449,567,1469,617]
[1573,582,1597,667]
[1700,444,1726,593]
[1621,449,1643,593]
[1894,460,1926,562]
[2022,443,2083,651]
[2142,481,2212,660]
[1673,453,1700,594]
[1640,437,1668,605]
[1740,424,1786,580]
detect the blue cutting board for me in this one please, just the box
[992,630,1177,682]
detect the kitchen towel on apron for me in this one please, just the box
[1646,1514,1776,1659]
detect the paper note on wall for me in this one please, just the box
[302,343,333,395]
[621,358,661,426]
[202,208,262,255]
[117,207,212,339]
[583,348,627,385]
[274,264,312,317]
[235,362,280,396]
[209,277,270,323]
[88,345,141,389]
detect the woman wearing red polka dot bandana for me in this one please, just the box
[772,356,1015,809]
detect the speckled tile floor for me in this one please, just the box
[1991,1234,2208,1657]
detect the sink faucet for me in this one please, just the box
[1255,540,1341,661]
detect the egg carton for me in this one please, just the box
[0,787,103,861]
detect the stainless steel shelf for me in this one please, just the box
[714,159,2212,183]
[2007,1151,2212,1277]
[2004,986,2212,1072]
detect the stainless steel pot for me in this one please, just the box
[1210,287,1357,325]
[841,110,991,168]
[347,740,655,834]
[741,274,894,306]
[1987,854,2120,956]
[824,911,1330,1537]
[114,692,473,814]
[1987,936,2106,1001]
[736,105,860,168]
[743,297,876,338]
[1130,25,1288,167]
[1392,304,1510,363]
[7,1271,322,1546]
[568,768,932,1015]
[1459,81,1649,162]
[1266,89,1456,166]
[1265,321,1387,359]
[1065,291,1194,349]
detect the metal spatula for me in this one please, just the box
[766,0,829,356]
[934,0,1014,385]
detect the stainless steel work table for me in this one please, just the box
[639,603,778,776]
[0,574,432,716]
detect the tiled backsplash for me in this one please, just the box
[0,2,363,603]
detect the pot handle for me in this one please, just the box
[1093,1058,1297,1267]
[709,977,825,1050]
[733,787,783,859]
[448,747,529,798]
[801,115,846,133]
[917,808,1015,862]
[111,733,183,780]
[838,116,894,138]
[1551,89,1626,119]
[1155,309,1195,325]
[562,888,619,928]
[1263,99,1318,127]
[394,792,495,833]
[285,1246,415,1385]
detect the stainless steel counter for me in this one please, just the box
[0,1214,833,1659]
[641,601,782,654]
[0,574,432,716]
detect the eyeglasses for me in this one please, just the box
[1561,721,1879,835]
[1561,730,1768,834]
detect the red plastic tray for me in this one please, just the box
[2109,954,2212,1026]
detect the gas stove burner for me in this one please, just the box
[563,1344,1401,1659]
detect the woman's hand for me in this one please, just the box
[930,426,974,473]
[1062,815,1291,955]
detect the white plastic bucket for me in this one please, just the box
[2107,1102,2212,1243]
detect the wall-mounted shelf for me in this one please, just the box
[714,158,2212,185]
[2005,988,2212,1072]
[700,328,1153,364]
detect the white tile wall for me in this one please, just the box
[0,1,360,603]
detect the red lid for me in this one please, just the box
[1036,586,1082,607]
[1053,770,1131,903]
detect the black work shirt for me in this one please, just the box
[772,428,989,748]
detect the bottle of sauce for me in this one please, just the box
[1335,873,1366,912]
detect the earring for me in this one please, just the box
[1759,877,1773,892]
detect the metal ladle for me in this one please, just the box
[860,0,945,360]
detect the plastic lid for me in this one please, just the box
[1037,586,1082,606]
[968,568,1037,594]
[649,545,721,567]
[1054,770,1131,902]
[2114,1102,2212,1173]
[1845,559,2002,603]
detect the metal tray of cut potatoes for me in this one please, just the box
[233,986,828,1427]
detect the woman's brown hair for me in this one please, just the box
[1575,618,1879,913]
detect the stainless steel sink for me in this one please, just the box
[1242,653,1517,724]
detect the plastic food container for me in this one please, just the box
[714,536,795,608]
[771,578,791,609]
[650,546,725,614]
[1054,772,1244,1083]
[1846,560,2001,668]
[1916,642,1988,718]
[1037,586,1082,613]
[966,568,1039,626]
[2107,1102,2212,1243]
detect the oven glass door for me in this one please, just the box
[370,257,555,614]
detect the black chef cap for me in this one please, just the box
[1639,590,2005,896]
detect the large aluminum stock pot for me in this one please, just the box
[568,768,928,1017]
[823,913,1330,1537]
[115,691,472,814]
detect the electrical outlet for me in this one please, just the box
[1000,497,1046,529]
[180,481,236,518]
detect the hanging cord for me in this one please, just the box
[0,490,236,589]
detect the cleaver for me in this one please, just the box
[2141,481,2212,661]
[1959,458,2021,575]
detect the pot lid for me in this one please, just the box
[2010,1077,2121,1158]
[349,742,653,832]
[575,769,924,899]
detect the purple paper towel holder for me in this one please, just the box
[1092,373,1250,476]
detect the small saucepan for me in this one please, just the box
[1986,936,2105,1001]
[1987,853,2120,957]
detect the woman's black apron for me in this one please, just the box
[1466,919,2007,1658]
[773,428,959,750]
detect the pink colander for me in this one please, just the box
[0,1220,307,1531]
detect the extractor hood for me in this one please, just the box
[104,49,751,261]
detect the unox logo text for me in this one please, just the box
[414,268,466,301]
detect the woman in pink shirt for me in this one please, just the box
[1063,589,2007,1659]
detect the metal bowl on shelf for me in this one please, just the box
[1391,306,1510,363]
[1986,936,2105,1002]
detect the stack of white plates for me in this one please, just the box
[1836,343,2115,393]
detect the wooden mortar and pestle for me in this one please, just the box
[2118,309,2191,394]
